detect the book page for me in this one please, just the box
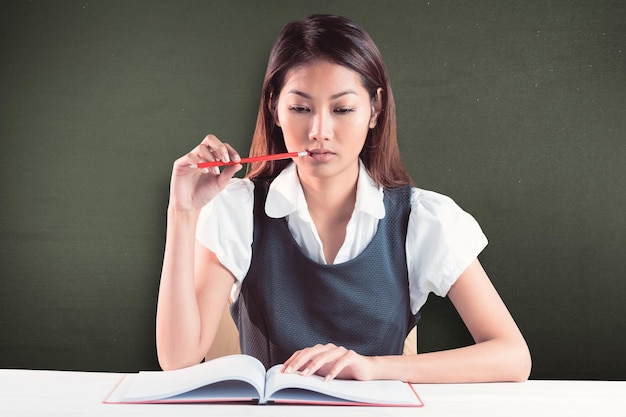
[118,354,266,402]
[264,365,423,406]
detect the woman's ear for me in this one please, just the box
[269,91,281,127]
[369,87,383,129]
[274,108,281,128]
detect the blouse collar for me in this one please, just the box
[265,160,385,220]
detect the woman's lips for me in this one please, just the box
[308,149,335,162]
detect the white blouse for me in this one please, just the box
[196,161,488,314]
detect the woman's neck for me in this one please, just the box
[297,165,359,263]
[298,165,358,217]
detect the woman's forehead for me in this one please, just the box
[281,61,367,96]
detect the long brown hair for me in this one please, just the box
[246,14,414,188]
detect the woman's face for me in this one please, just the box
[275,60,380,183]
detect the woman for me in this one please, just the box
[156,14,531,383]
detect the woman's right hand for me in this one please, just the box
[168,134,243,212]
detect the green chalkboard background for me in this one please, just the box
[1,0,625,379]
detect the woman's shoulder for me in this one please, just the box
[196,177,256,283]
[410,187,463,216]
[408,186,485,234]
[213,177,255,202]
[225,177,255,193]
[198,178,254,220]
[406,187,488,311]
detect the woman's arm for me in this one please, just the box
[155,135,242,370]
[282,258,531,382]
[156,213,236,370]
[372,258,531,382]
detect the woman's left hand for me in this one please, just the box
[282,343,378,381]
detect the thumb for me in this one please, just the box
[216,163,243,189]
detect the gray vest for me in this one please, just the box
[231,178,419,369]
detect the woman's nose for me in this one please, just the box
[308,111,332,142]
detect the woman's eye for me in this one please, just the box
[334,108,355,114]
[288,105,309,113]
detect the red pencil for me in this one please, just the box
[189,151,309,169]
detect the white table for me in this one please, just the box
[0,369,623,416]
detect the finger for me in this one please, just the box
[200,134,232,163]
[200,133,222,149]
[282,350,303,373]
[282,350,309,374]
[210,141,239,164]
[216,163,243,189]
[223,142,241,163]
[302,345,347,377]
[323,349,357,382]
[283,345,325,374]
[192,145,219,175]
[197,143,217,161]
[286,344,338,376]
[177,151,207,174]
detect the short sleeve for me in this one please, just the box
[406,188,488,314]
[196,178,255,283]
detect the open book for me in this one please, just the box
[104,354,423,407]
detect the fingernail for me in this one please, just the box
[213,167,220,175]
[301,368,310,376]
[324,375,331,382]
[202,168,210,174]
[284,366,292,373]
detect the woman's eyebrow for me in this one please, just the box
[330,89,358,99]
[286,89,359,100]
